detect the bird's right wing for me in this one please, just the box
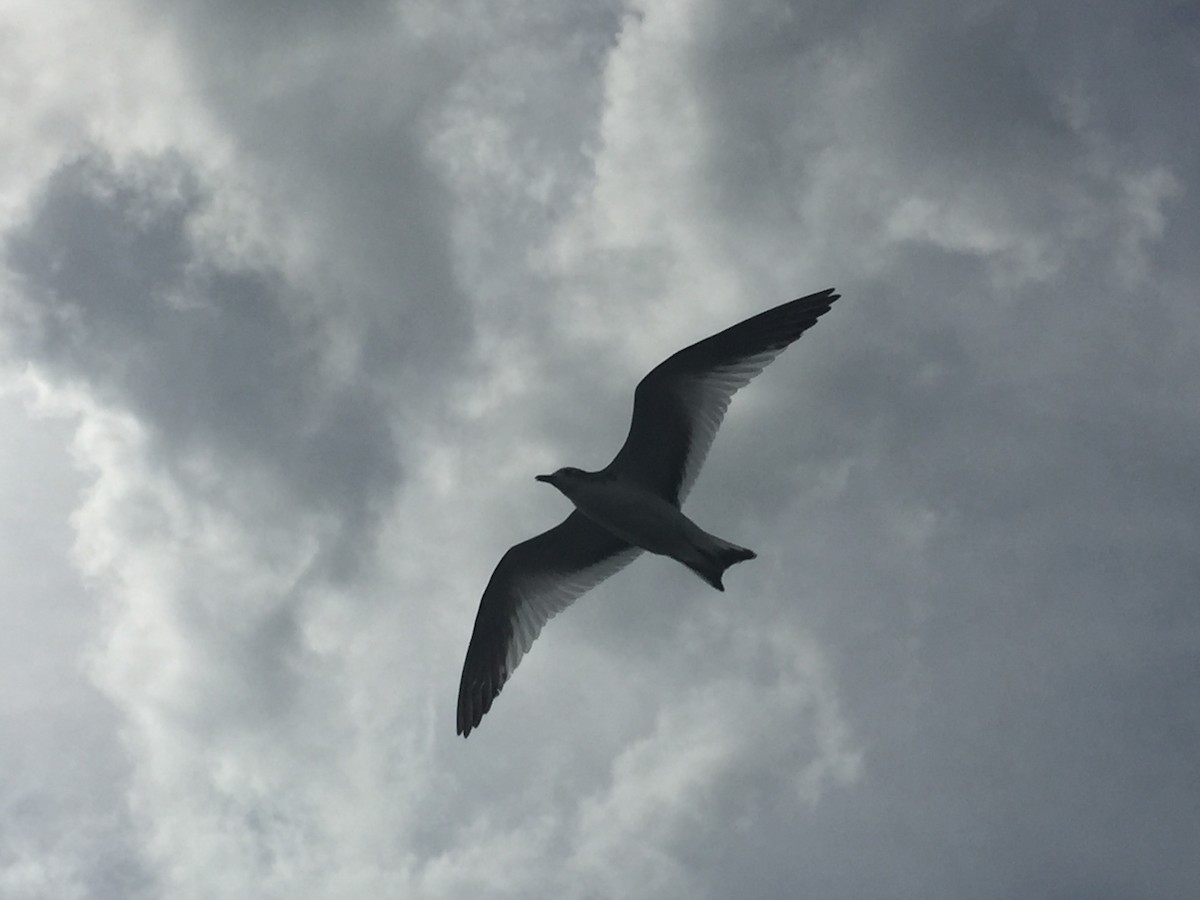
[457,511,641,737]
[605,288,840,505]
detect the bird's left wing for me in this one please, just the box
[605,288,840,505]
[457,511,641,737]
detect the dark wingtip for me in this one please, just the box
[458,701,486,738]
[798,287,839,312]
[457,678,491,738]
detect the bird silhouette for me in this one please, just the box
[457,288,841,736]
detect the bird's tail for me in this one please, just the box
[687,534,756,591]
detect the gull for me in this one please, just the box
[457,288,840,736]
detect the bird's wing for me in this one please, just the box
[604,288,840,505]
[457,511,641,737]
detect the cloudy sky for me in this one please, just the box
[2,1,1198,897]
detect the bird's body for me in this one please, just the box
[458,288,841,736]
[535,468,755,590]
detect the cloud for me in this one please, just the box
[6,153,400,573]
[1,0,1198,898]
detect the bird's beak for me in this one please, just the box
[534,473,552,484]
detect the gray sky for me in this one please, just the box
[2,1,1198,897]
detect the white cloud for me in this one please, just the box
[0,384,149,899]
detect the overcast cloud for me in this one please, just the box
[2,1,1198,897]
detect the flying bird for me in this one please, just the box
[457,288,840,736]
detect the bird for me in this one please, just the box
[457,288,841,736]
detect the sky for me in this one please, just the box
[1,0,1198,897]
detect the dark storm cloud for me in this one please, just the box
[134,0,475,389]
[783,344,1200,897]
[4,153,399,571]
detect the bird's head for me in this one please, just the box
[535,466,588,494]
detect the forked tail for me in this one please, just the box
[687,535,756,591]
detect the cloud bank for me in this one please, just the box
[1,0,1197,897]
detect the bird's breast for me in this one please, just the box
[565,479,697,557]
